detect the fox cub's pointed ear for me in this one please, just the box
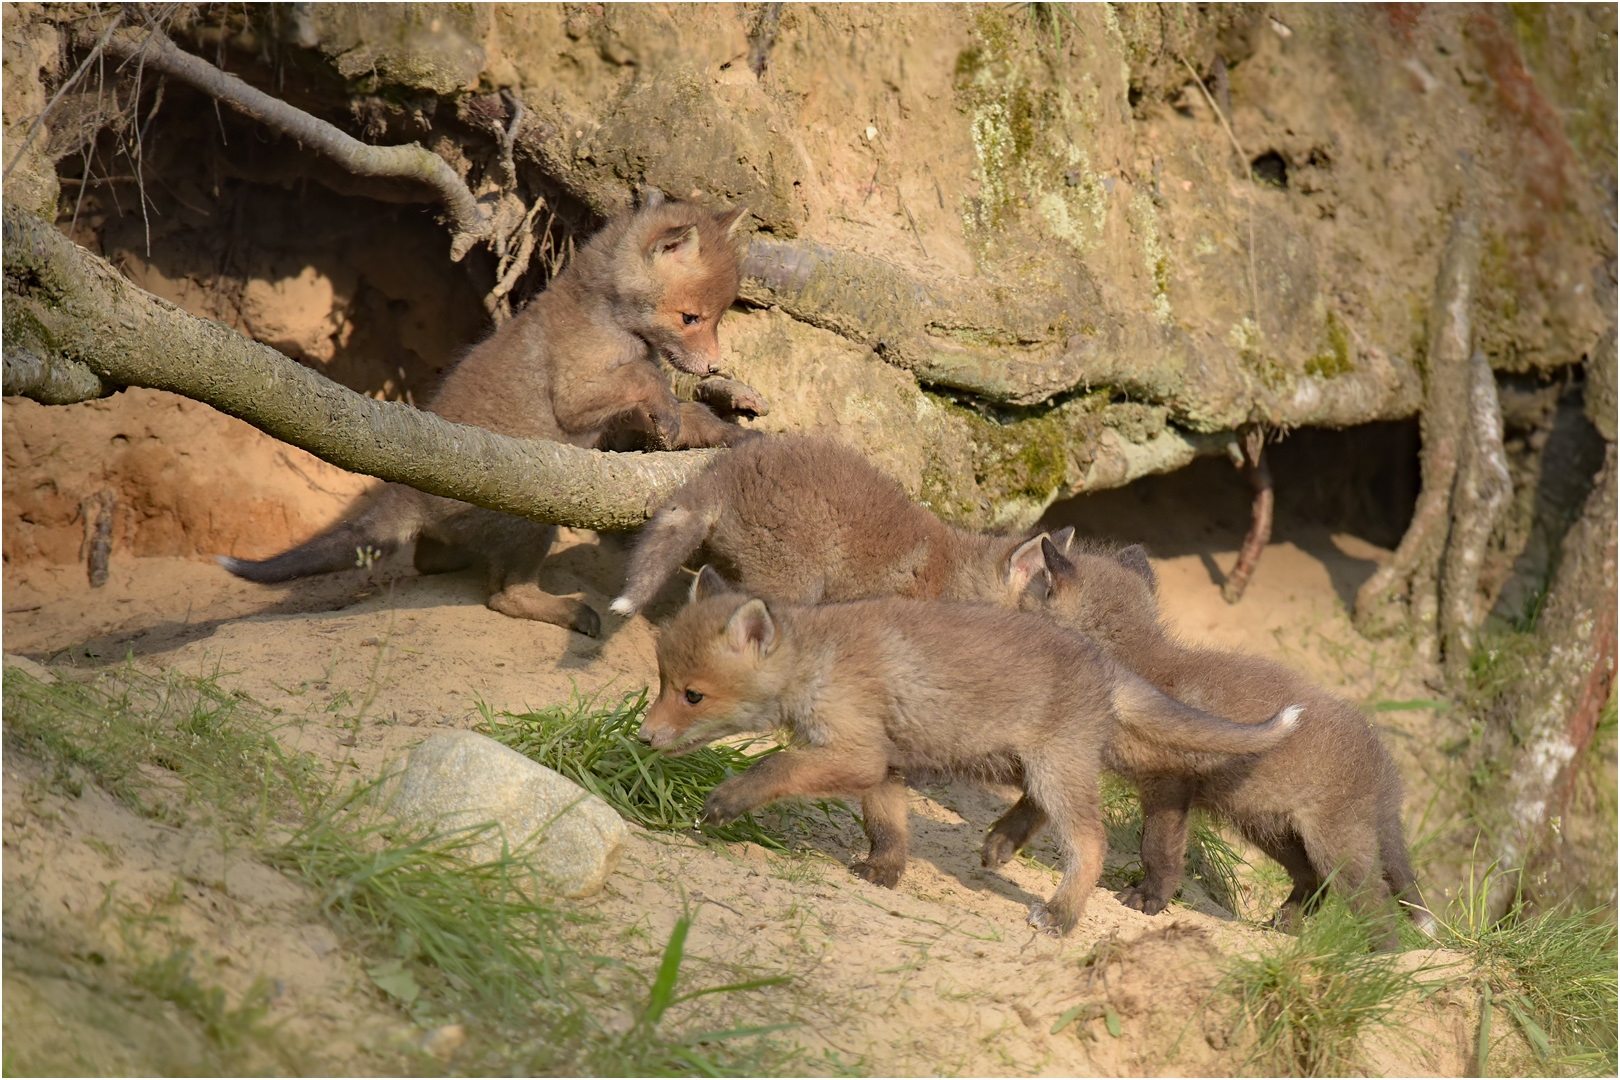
[690,564,734,603]
[639,186,667,210]
[650,223,700,263]
[1049,525,1075,554]
[1006,534,1052,598]
[1040,536,1077,581]
[724,599,777,657]
[714,205,749,237]
[1114,544,1157,594]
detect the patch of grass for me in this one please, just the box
[269,785,806,1076]
[2,660,315,831]
[479,687,848,851]
[586,904,795,1076]
[133,949,276,1056]
[1218,900,1425,1076]
[5,662,809,1076]
[1440,862,1618,1076]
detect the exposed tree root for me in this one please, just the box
[1221,426,1272,605]
[1353,189,1488,668]
[1439,351,1513,680]
[1,201,712,532]
[94,26,492,260]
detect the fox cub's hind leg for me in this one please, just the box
[435,506,601,636]
[981,795,1047,869]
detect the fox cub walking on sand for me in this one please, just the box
[989,537,1434,949]
[612,435,1064,617]
[221,196,761,636]
[640,566,1304,934]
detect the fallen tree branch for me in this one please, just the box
[1,200,712,530]
[94,27,491,260]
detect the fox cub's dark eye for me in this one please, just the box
[684,688,704,705]
[681,312,702,326]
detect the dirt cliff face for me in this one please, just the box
[2,2,1612,563]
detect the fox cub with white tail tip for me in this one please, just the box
[221,196,763,637]
[641,566,1304,935]
[997,535,1434,950]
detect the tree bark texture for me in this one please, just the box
[1486,443,1617,919]
[1,201,713,531]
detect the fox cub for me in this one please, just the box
[641,566,1303,935]
[611,435,1069,617]
[992,536,1434,949]
[221,195,762,636]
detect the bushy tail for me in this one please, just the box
[609,493,718,616]
[217,487,421,584]
[1111,674,1303,755]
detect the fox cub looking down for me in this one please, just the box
[641,566,1304,935]
[220,195,762,636]
[612,435,1068,617]
[993,536,1434,949]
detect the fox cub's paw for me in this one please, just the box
[1116,885,1170,916]
[1025,902,1072,937]
[699,783,753,827]
[979,831,1020,869]
[850,860,903,889]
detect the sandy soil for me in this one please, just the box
[2,458,1506,1075]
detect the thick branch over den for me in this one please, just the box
[1,201,712,530]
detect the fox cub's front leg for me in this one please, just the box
[692,376,770,418]
[700,748,888,825]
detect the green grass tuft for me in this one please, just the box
[479,688,847,851]
[1440,861,1619,1076]
[1219,900,1425,1076]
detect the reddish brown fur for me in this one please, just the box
[221,199,760,634]
[997,538,1435,949]
[643,568,1302,935]
[612,436,1055,616]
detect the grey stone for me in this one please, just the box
[388,730,627,898]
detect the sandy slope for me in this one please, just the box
[3,495,1498,1074]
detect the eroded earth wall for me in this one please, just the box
[2,2,1613,562]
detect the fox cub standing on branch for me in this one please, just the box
[988,536,1434,949]
[220,195,763,637]
[611,435,1069,617]
[641,566,1304,935]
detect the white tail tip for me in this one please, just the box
[1275,704,1305,731]
[608,596,637,617]
[216,555,245,573]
